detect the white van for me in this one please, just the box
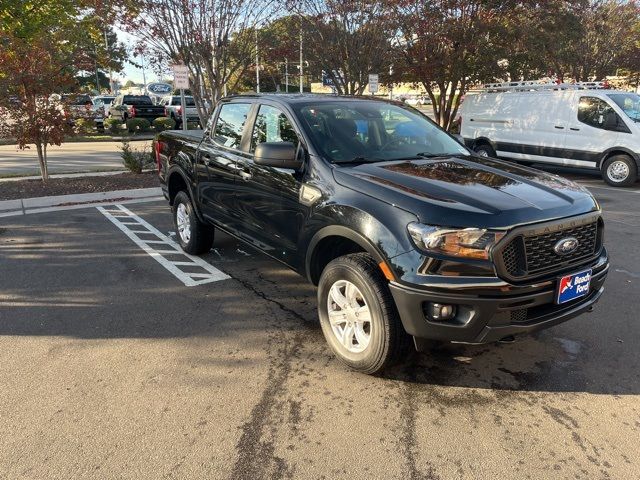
[459,85,640,186]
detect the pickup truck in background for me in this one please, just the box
[108,95,165,123]
[57,94,105,132]
[160,95,201,128]
[155,94,608,374]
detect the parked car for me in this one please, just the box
[459,86,640,186]
[160,95,201,128]
[155,94,608,374]
[92,95,116,117]
[59,94,104,132]
[108,95,165,123]
[405,95,431,106]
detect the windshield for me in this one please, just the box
[294,100,468,164]
[608,93,640,123]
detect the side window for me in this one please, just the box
[213,103,251,149]
[251,105,299,151]
[578,97,618,131]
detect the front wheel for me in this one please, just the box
[317,253,409,374]
[602,155,637,187]
[173,191,214,255]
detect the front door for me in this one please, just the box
[233,103,307,263]
[564,95,621,167]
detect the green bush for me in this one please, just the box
[121,141,154,174]
[126,118,151,134]
[74,118,96,135]
[153,117,175,132]
[105,118,123,135]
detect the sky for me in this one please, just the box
[116,28,159,85]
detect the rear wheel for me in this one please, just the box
[602,154,637,187]
[473,143,496,158]
[173,190,214,255]
[317,253,409,374]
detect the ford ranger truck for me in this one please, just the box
[154,94,609,374]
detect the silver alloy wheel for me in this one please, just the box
[477,149,489,157]
[606,160,630,183]
[176,203,191,244]
[327,280,372,353]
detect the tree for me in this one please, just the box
[393,0,510,130]
[293,0,395,95]
[117,0,278,125]
[565,0,640,81]
[0,34,76,181]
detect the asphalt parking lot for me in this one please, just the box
[1,175,639,479]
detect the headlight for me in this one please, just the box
[407,223,505,260]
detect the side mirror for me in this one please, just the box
[603,111,618,130]
[254,142,301,170]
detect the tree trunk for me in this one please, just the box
[35,141,49,182]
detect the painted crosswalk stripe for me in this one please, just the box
[98,204,229,287]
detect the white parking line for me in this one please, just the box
[98,204,229,287]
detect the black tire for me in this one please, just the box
[601,154,637,187]
[172,190,214,255]
[317,253,409,374]
[473,143,496,158]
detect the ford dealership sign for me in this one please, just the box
[146,82,173,95]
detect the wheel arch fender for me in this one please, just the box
[468,136,496,150]
[305,225,388,284]
[598,147,640,170]
[166,166,206,223]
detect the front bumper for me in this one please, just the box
[389,251,608,344]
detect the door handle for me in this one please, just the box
[554,126,565,129]
[570,127,580,131]
[239,170,252,181]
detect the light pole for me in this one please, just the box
[255,30,260,93]
[299,29,303,93]
[103,28,113,94]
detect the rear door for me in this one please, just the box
[198,102,253,233]
[232,102,307,261]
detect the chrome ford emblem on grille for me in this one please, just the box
[553,237,579,255]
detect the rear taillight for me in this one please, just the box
[164,107,168,116]
[130,105,136,117]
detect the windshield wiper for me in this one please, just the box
[332,156,383,165]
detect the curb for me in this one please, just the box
[0,170,131,183]
[0,187,163,218]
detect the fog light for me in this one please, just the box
[424,302,457,322]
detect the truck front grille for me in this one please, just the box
[496,216,602,281]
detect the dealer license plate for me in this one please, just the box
[556,269,592,304]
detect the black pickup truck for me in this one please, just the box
[155,94,608,374]
[108,95,165,123]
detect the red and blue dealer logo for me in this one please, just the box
[557,269,592,304]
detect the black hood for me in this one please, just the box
[333,156,599,229]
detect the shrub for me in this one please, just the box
[74,118,96,135]
[121,141,154,174]
[153,117,175,132]
[105,118,123,135]
[126,118,150,134]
